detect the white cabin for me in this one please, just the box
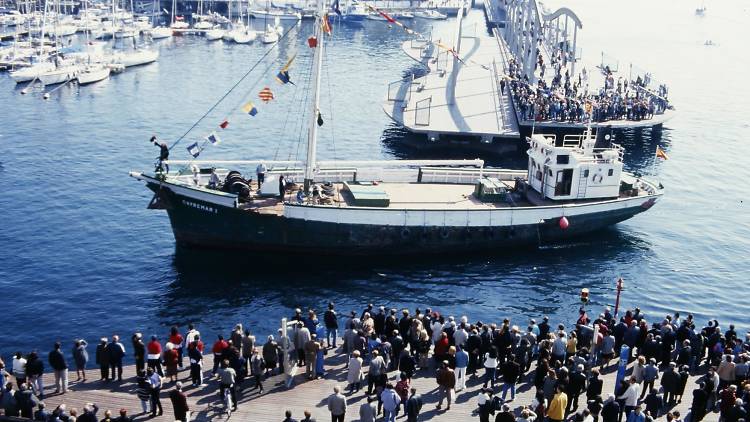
[526,132,624,201]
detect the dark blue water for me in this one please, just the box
[1,1,749,358]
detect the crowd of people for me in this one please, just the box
[505,48,670,125]
[2,301,750,422]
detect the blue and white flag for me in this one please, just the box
[187,142,201,158]
[331,0,341,15]
[206,132,221,145]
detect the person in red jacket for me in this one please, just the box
[434,332,450,365]
[147,336,164,376]
[212,335,229,375]
[168,327,185,369]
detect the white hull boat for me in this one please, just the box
[194,21,213,30]
[414,10,448,20]
[115,27,138,38]
[77,64,110,84]
[170,21,189,30]
[205,28,224,40]
[50,24,79,37]
[261,23,282,44]
[250,9,301,21]
[233,30,257,44]
[149,27,173,39]
[116,49,159,67]
[10,61,57,83]
[38,65,79,85]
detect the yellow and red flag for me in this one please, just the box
[656,145,669,160]
[321,13,331,34]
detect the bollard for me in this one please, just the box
[615,344,629,392]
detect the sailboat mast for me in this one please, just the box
[304,9,324,192]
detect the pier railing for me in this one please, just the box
[387,74,417,105]
[414,96,432,126]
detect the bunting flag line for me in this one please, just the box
[242,101,258,116]
[275,53,297,85]
[377,9,396,23]
[259,87,274,103]
[206,132,221,145]
[656,145,669,160]
[187,142,201,158]
[219,119,229,129]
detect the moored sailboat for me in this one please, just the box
[130,2,663,256]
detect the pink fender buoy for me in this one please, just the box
[559,216,570,230]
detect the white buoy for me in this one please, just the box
[43,92,50,99]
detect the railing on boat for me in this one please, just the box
[418,167,525,184]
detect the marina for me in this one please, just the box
[1,1,750,422]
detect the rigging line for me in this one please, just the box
[273,74,303,161]
[290,51,315,162]
[324,54,340,204]
[167,20,301,152]
[288,67,312,161]
[291,56,315,165]
[324,54,336,161]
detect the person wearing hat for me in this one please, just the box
[169,381,189,422]
[131,333,145,376]
[435,360,455,411]
[72,339,89,382]
[95,338,110,381]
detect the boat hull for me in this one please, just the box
[146,182,658,255]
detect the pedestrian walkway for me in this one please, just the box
[1,340,699,422]
[383,12,520,147]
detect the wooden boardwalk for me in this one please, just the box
[3,342,704,422]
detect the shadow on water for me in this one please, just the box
[168,225,652,288]
[154,226,653,332]
[380,123,527,168]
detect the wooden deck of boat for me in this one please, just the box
[240,181,525,213]
[7,343,700,422]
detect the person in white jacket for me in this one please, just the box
[617,377,640,418]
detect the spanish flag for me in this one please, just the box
[656,145,669,160]
[321,13,331,35]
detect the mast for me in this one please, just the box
[304,4,324,192]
